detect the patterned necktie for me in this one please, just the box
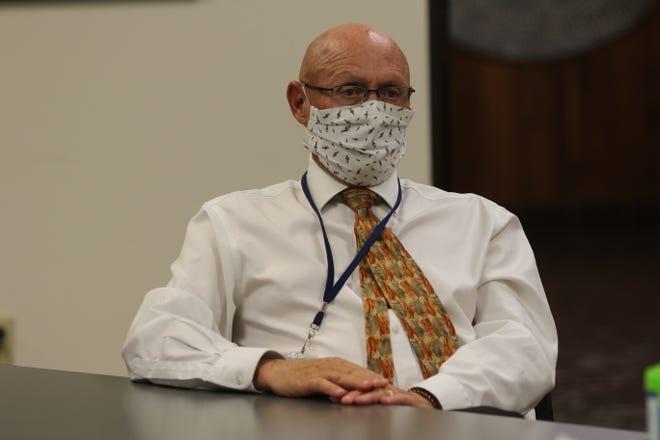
[338,188,459,382]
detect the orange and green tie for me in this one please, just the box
[337,188,459,382]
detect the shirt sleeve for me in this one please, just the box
[121,206,278,391]
[414,208,558,413]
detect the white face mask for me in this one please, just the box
[303,101,414,187]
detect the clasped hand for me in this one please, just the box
[253,357,434,408]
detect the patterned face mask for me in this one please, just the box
[304,100,415,187]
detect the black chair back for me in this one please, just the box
[534,393,554,421]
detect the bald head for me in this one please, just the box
[299,23,410,85]
[286,23,412,127]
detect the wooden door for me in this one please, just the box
[448,8,660,208]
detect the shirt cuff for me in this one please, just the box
[202,346,275,392]
[415,373,472,411]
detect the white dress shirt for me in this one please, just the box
[122,156,557,414]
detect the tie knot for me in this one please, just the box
[338,188,378,211]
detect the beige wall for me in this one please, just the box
[0,1,430,376]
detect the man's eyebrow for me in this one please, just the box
[332,76,407,87]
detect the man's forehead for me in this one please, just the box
[300,24,409,83]
[324,67,408,85]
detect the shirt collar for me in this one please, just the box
[304,155,400,210]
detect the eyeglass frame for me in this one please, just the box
[300,82,415,106]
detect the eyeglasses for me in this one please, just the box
[301,82,415,107]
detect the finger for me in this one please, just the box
[341,393,379,406]
[380,393,409,405]
[319,359,388,391]
[338,389,364,405]
[306,378,349,400]
[381,391,434,409]
[351,387,392,405]
[335,375,388,392]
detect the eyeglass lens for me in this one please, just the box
[333,85,411,106]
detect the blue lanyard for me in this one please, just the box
[298,172,402,354]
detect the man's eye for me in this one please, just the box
[338,86,364,97]
[383,88,402,99]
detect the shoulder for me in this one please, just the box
[401,179,508,212]
[398,179,518,230]
[201,179,302,211]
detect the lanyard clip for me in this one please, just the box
[300,324,318,355]
[301,302,328,355]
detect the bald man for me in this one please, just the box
[122,24,557,415]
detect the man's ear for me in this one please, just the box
[286,81,309,127]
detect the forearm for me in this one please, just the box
[418,208,558,412]
[122,287,271,391]
[416,321,556,412]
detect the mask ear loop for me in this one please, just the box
[299,82,319,129]
[299,81,325,110]
[299,81,311,103]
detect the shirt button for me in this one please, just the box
[235,374,244,386]
[392,324,400,335]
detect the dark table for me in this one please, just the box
[0,365,649,440]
